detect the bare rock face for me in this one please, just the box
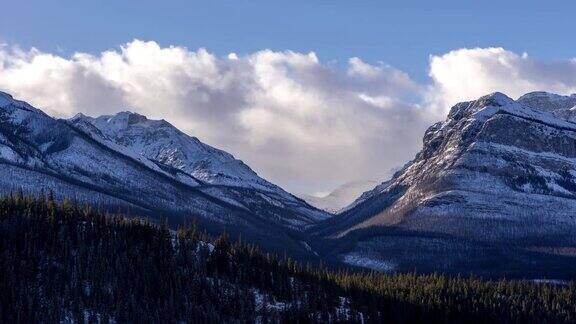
[318,92,576,278]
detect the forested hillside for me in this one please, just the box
[0,192,574,323]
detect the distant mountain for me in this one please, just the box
[0,91,328,257]
[298,180,380,214]
[312,91,576,278]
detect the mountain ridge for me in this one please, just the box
[67,110,328,225]
[0,90,328,259]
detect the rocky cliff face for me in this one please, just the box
[315,92,576,278]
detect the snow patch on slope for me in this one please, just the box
[341,252,396,272]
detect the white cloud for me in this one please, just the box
[427,47,576,114]
[0,40,430,194]
[1,41,576,194]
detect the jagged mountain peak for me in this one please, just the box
[0,91,47,118]
[104,110,149,126]
[447,92,514,119]
[71,111,163,133]
[517,90,576,101]
[367,90,576,209]
[516,91,576,121]
[478,91,514,106]
[0,91,14,103]
[69,111,284,193]
[68,109,329,227]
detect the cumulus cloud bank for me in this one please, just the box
[1,41,576,194]
[428,47,576,110]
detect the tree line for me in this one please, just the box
[0,191,574,323]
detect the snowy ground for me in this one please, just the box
[341,252,396,272]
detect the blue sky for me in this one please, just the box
[2,1,576,194]
[2,1,575,82]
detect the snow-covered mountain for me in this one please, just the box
[298,180,380,214]
[5,88,576,277]
[69,112,282,192]
[0,91,328,257]
[67,111,327,225]
[313,91,576,278]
